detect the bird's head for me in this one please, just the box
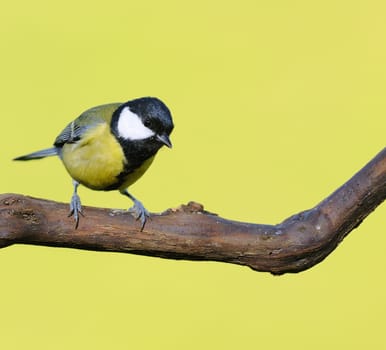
[113,97,174,148]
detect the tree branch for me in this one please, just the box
[1,148,385,274]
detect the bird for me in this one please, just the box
[14,97,174,230]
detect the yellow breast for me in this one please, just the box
[61,123,126,190]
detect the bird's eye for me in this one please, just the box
[144,120,152,128]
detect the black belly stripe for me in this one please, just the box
[104,163,137,191]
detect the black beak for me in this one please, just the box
[156,134,172,148]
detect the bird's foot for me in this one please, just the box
[128,199,150,231]
[68,193,83,229]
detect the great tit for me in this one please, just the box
[14,97,174,229]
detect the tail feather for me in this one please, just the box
[13,147,58,161]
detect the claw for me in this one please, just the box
[68,180,83,229]
[120,189,150,231]
[128,199,150,231]
[68,192,83,229]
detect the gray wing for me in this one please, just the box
[54,120,87,147]
[53,103,121,148]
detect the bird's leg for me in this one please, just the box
[68,179,83,229]
[120,189,150,231]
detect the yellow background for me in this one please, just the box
[1,0,385,349]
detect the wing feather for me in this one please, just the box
[53,103,122,147]
[54,120,84,146]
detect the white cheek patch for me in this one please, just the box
[117,107,155,140]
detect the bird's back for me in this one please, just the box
[76,103,122,125]
[54,103,122,147]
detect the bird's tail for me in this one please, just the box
[13,147,58,161]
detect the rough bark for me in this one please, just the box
[1,148,385,274]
